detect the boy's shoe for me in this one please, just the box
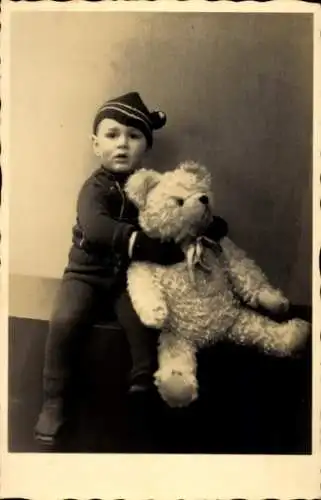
[34,397,65,447]
[128,383,152,394]
[128,373,155,394]
[127,384,159,452]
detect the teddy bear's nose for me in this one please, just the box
[199,195,209,205]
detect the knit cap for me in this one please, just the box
[93,92,166,147]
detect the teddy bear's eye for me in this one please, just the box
[175,197,184,206]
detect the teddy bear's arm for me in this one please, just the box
[127,262,168,329]
[220,237,289,313]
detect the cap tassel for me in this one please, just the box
[151,110,167,130]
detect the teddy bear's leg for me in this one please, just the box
[127,263,168,329]
[221,237,289,313]
[154,334,198,408]
[228,308,311,357]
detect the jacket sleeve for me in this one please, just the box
[77,177,136,254]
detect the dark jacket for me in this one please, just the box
[66,166,139,277]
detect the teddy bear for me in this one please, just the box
[125,161,311,408]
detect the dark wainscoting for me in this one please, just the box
[8,305,312,454]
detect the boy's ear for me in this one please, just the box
[125,168,161,209]
[91,134,100,157]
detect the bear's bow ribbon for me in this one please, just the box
[186,236,221,283]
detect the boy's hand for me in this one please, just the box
[130,231,185,266]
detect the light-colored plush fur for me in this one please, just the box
[125,161,310,408]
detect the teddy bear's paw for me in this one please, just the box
[138,304,168,329]
[257,288,289,314]
[151,304,168,328]
[155,369,198,408]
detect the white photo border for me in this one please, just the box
[0,1,320,499]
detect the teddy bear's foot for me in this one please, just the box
[229,309,311,357]
[277,318,311,356]
[257,288,289,314]
[154,369,198,408]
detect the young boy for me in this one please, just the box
[34,92,228,446]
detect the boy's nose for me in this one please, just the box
[199,195,209,205]
[117,135,128,147]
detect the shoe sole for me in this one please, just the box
[34,430,57,448]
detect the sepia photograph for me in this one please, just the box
[1,2,320,499]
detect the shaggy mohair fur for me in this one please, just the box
[125,161,311,408]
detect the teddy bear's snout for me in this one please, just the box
[199,195,209,205]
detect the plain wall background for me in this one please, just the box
[9,12,312,306]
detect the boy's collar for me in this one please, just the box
[100,166,132,184]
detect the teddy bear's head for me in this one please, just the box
[125,161,214,242]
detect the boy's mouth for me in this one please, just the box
[114,153,128,159]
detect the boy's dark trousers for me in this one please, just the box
[37,271,159,438]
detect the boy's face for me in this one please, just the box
[92,118,148,174]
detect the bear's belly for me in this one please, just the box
[156,257,239,346]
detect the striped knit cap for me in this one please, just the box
[92,92,167,148]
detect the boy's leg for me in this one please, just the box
[35,276,97,443]
[114,290,160,391]
[115,290,161,451]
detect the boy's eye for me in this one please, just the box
[105,132,117,139]
[175,198,184,206]
[130,132,143,140]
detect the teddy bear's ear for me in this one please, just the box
[179,161,211,182]
[125,168,162,208]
